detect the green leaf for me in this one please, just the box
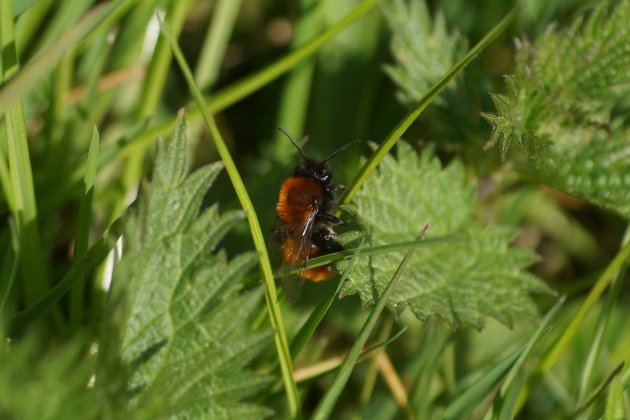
[109,111,272,418]
[382,0,466,106]
[540,129,630,218]
[340,5,520,206]
[340,142,552,329]
[483,1,630,218]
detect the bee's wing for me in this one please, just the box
[276,211,317,303]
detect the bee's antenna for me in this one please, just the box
[324,140,361,162]
[278,127,308,161]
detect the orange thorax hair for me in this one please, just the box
[276,177,324,225]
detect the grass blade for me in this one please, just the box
[577,229,630,405]
[158,19,301,418]
[199,0,380,113]
[10,0,39,17]
[301,234,464,272]
[0,1,121,117]
[1,0,54,316]
[95,0,381,169]
[137,0,194,118]
[69,126,99,328]
[4,100,50,307]
[194,0,243,90]
[294,326,408,384]
[290,241,363,359]
[312,225,429,420]
[0,219,19,313]
[15,0,53,55]
[408,326,451,419]
[492,296,566,419]
[273,0,322,145]
[339,6,521,206]
[0,131,14,212]
[574,362,625,417]
[377,349,413,419]
[439,345,525,420]
[7,217,123,335]
[516,238,630,413]
[604,376,626,420]
[359,316,394,411]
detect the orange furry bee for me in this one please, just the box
[273,128,359,300]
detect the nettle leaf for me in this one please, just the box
[483,1,630,218]
[539,125,630,219]
[382,0,466,106]
[339,142,552,330]
[110,111,272,418]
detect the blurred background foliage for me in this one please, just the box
[1,0,629,418]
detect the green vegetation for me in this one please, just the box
[1,0,629,418]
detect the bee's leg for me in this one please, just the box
[317,226,344,253]
[335,204,359,223]
[319,212,344,225]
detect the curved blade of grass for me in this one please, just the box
[1,0,56,322]
[409,326,451,419]
[574,362,625,417]
[490,296,566,419]
[377,349,413,419]
[94,0,381,170]
[7,217,123,335]
[361,327,408,359]
[0,1,121,117]
[577,228,630,406]
[198,0,380,114]
[194,0,243,90]
[4,99,50,307]
[158,19,301,418]
[294,326,408,384]
[339,6,521,206]
[604,376,625,420]
[439,345,526,420]
[301,234,464,272]
[290,241,364,359]
[69,126,99,328]
[0,131,14,212]
[273,0,322,148]
[15,0,53,55]
[496,374,524,420]
[0,219,19,313]
[34,0,92,53]
[266,241,364,393]
[359,316,394,411]
[11,0,39,17]
[137,0,193,118]
[312,225,429,420]
[515,238,630,413]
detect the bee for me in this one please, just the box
[273,128,359,301]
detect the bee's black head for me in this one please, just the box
[278,127,360,185]
[294,159,332,184]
